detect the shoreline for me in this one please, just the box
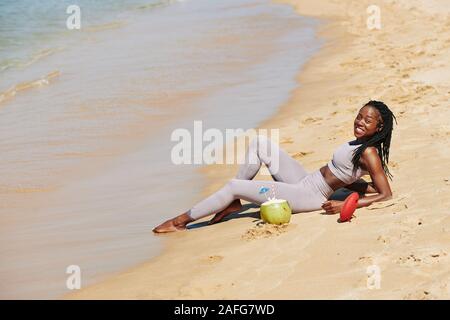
[68,0,450,299]
[1,0,321,299]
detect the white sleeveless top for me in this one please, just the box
[327,141,370,185]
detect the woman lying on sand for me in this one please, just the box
[153,100,397,233]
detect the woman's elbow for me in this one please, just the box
[380,192,393,201]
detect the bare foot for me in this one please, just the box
[209,199,242,225]
[152,213,193,233]
[152,219,185,233]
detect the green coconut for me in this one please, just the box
[260,199,292,225]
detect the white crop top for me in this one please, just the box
[327,141,370,185]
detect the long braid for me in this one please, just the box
[351,101,398,180]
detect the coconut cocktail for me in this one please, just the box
[260,199,292,225]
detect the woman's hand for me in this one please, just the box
[321,200,344,215]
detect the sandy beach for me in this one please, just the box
[68,0,450,299]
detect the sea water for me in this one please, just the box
[0,0,321,298]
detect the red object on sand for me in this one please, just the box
[340,192,359,222]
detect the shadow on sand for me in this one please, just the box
[187,203,261,230]
[188,188,365,229]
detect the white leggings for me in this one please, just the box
[187,135,335,220]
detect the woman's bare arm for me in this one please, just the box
[321,147,394,214]
[356,147,393,208]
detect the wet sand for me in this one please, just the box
[0,0,319,298]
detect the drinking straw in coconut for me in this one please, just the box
[259,186,270,201]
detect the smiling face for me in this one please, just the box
[354,105,383,141]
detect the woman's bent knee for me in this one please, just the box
[226,178,240,190]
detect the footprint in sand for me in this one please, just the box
[357,256,374,265]
[431,126,450,138]
[389,61,400,69]
[393,96,411,105]
[415,85,436,94]
[397,110,407,117]
[403,66,418,72]
[396,250,447,267]
[390,161,399,169]
[376,235,391,245]
[396,254,422,266]
[280,137,294,144]
[403,290,436,300]
[375,217,419,246]
[201,255,224,264]
[290,151,313,159]
[301,117,322,125]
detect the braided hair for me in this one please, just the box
[351,101,397,180]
